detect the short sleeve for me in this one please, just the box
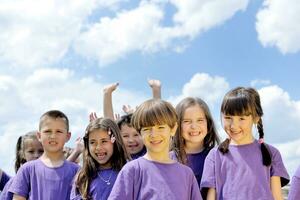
[200,149,216,189]
[269,147,290,186]
[190,172,202,200]
[8,165,30,198]
[0,171,10,191]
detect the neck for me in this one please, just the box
[144,150,173,164]
[40,152,65,167]
[230,135,255,145]
[184,141,204,154]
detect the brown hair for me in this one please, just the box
[172,97,220,164]
[218,87,272,166]
[74,118,129,199]
[39,110,69,132]
[131,99,177,132]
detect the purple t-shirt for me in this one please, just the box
[108,157,202,200]
[70,168,118,200]
[170,149,210,186]
[0,171,10,191]
[0,178,13,200]
[288,165,300,200]
[130,146,147,160]
[200,140,289,200]
[9,159,79,200]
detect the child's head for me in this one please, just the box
[117,114,144,155]
[15,131,43,173]
[37,110,71,154]
[218,87,271,166]
[76,118,128,199]
[172,97,219,163]
[131,99,178,156]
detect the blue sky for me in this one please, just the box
[1,0,300,176]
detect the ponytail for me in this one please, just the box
[218,138,230,154]
[15,136,26,173]
[257,119,272,166]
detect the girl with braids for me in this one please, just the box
[200,87,289,200]
[71,118,129,200]
[0,131,43,200]
[170,97,220,188]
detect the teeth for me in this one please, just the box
[189,132,200,136]
[151,140,161,144]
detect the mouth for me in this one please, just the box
[150,140,162,145]
[95,152,107,160]
[128,144,139,148]
[49,141,58,145]
[189,131,200,136]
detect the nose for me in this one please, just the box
[191,121,197,129]
[128,136,134,143]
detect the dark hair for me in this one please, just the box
[39,110,69,132]
[131,99,177,132]
[218,87,272,166]
[15,131,39,173]
[172,97,220,164]
[75,118,129,199]
[117,113,133,129]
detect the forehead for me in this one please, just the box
[183,105,205,117]
[40,117,68,130]
[121,124,138,134]
[89,129,110,140]
[24,138,43,149]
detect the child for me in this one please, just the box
[200,87,289,200]
[108,99,202,200]
[0,131,43,200]
[171,97,220,187]
[71,117,129,200]
[9,110,79,200]
[288,165,300,200]
[0,169,10,191]
[103,80,161,159]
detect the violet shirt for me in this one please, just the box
[9,159,79,200]
[201,140,289,200]
[108,157,202,200]
[170,149,210,186]
[70,168,118,200]
[0,171,10,191]
[288,165,300,200]
[0,178,13,200]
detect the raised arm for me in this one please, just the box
[67,137,84,163]
[148,79,161,99]
[103,83,119,120]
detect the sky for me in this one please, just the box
[1,0,300,176]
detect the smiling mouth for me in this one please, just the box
[96,152,106,160]
[150,140,162,145]
[189,132,200,136]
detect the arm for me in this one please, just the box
[270,176,283,200]
[206,188,216,200]
[12,194,26,200]
[67,137,84,163]
[103,83,119,120]
[148,79,161,99]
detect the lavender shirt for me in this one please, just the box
[0,171,10,191]
[108,157,202,200]
[288,165,300,200]
[9,159,79,200]
[0,178,13,200]
[170,149,210,186]
[70,168,118,200]
[201,140,289,200]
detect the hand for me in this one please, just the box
[122,105,135,114]
[89,112,98,122]
[114,113,121,121]
[103,82,119,94]
[148,79,161,90]
[74,137,84,154]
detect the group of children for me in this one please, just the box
[0,79,299,200]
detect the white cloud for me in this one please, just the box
[256,0,300,53]
[169,73,229,108]
[74,0,249,65]
[258,85,300,143]
[250,79,271,87]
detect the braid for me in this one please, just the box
[257,119,272,166]
[218,138,230,154]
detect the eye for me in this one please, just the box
[122,135,129,138]
[158,126,165,129]
[141,128,149,132]
[134,134,139,137]
[182,120,190,123]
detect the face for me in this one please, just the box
[120,124,144,155]
[23,138,43,161]
[222,114,256,145]
[37,117,71,154]
[181,105,208,146]
[88,129,114,169]
[140,124,177,158]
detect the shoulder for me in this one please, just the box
[18,159,40,172]
[264,143,282,157]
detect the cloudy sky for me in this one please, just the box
[1,0,300,176]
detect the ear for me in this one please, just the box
[254,116,260,124]
[170,123,178,137]
[36,131,42,142]
[65,132,71,143]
